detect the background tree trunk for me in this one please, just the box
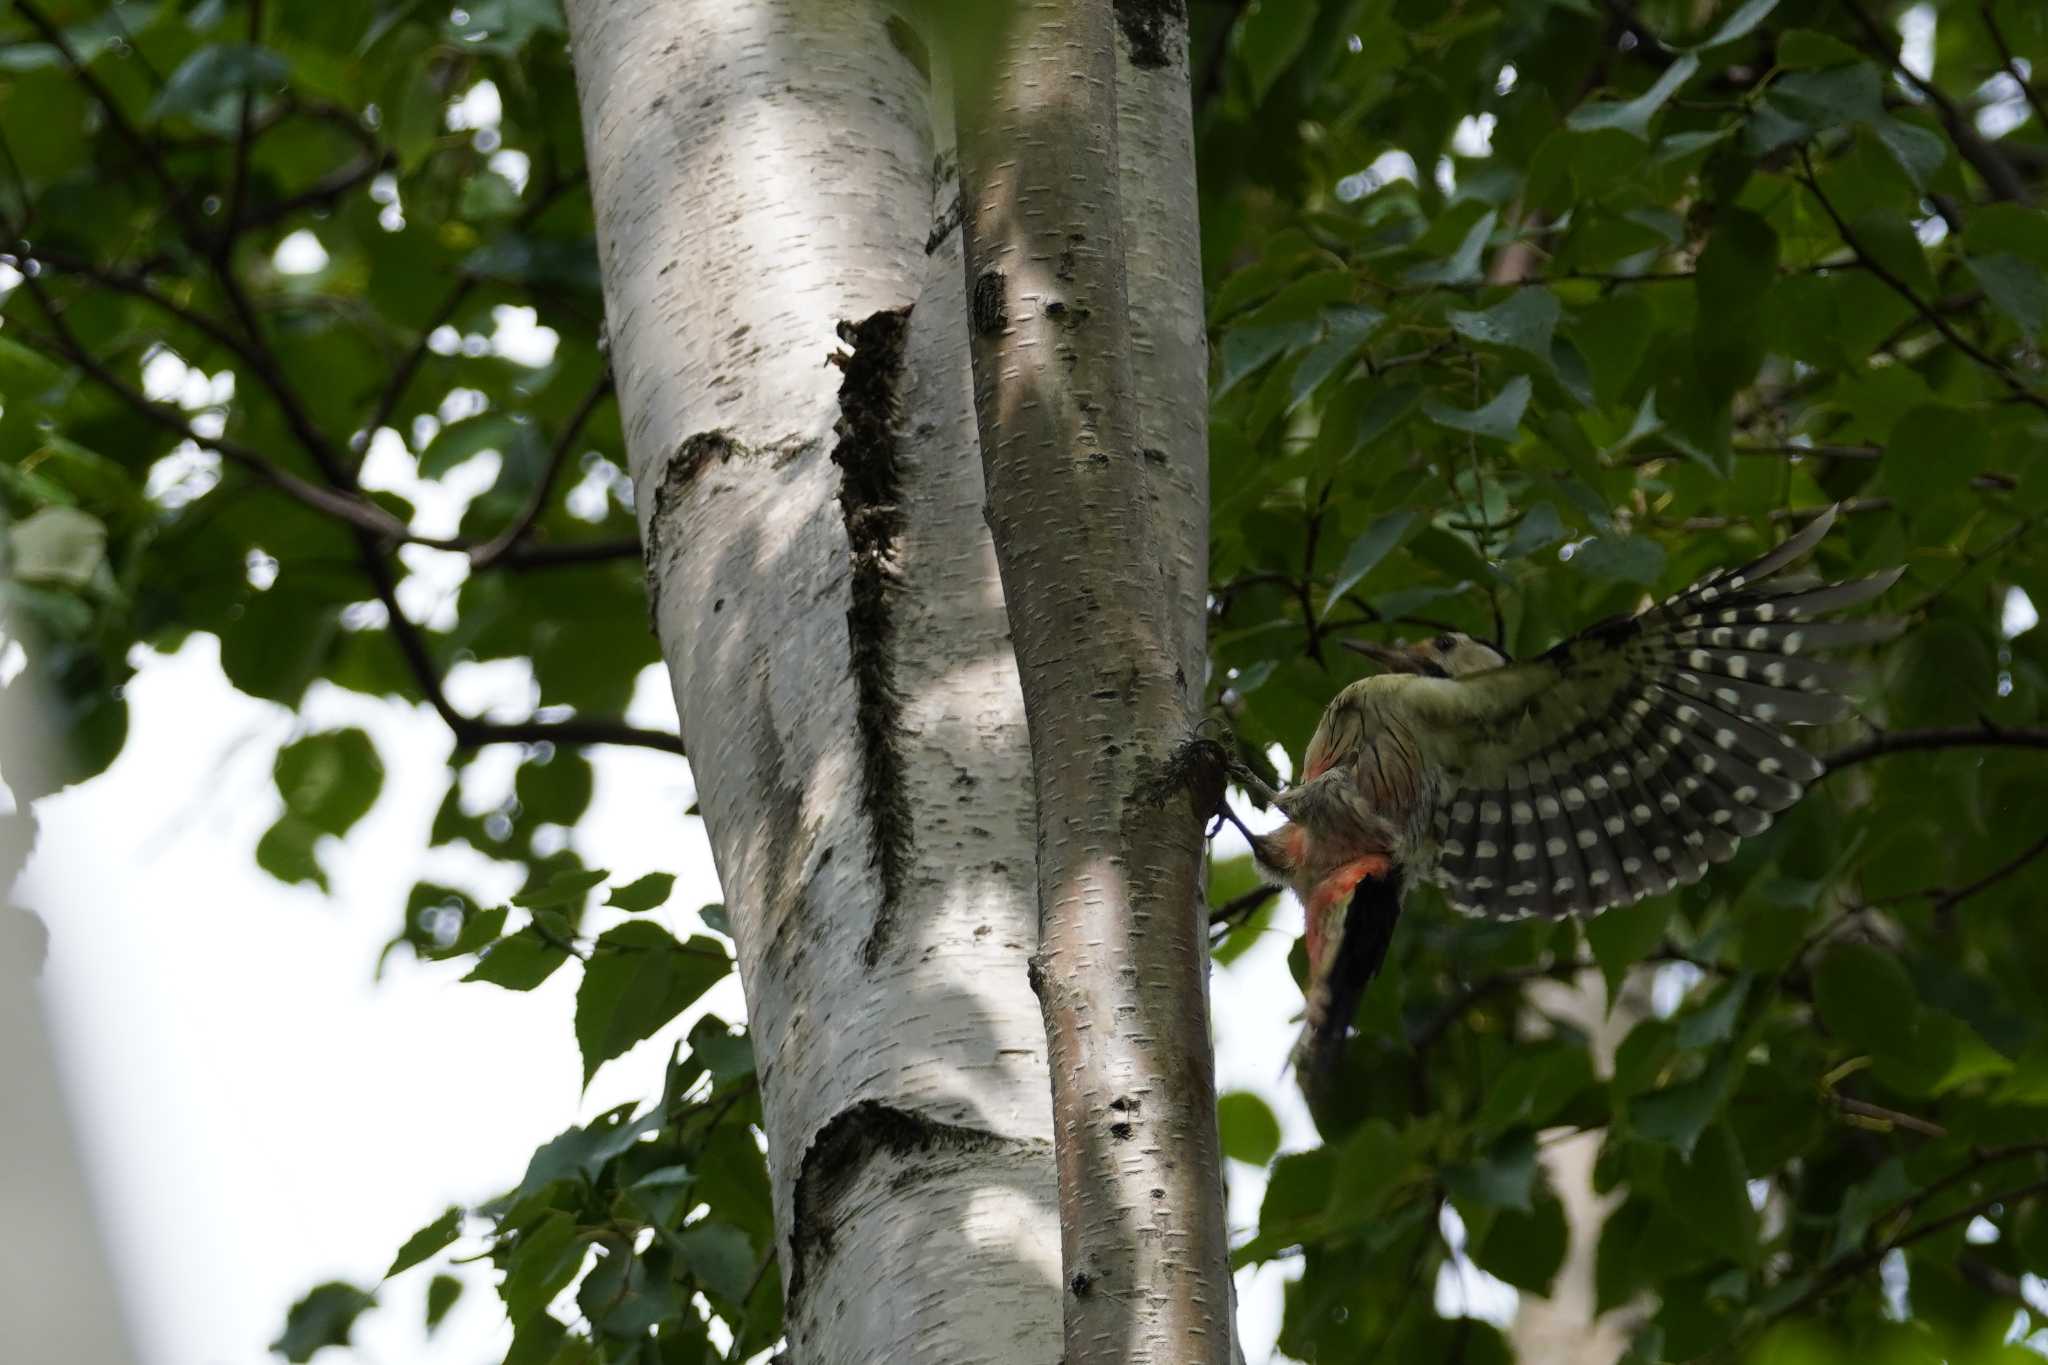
[565,2,1063,1358]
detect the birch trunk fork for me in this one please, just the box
[567,0,1229,1359]
[566,2,1058,1359]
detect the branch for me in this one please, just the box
[492,538,640,570]
[1823,722,2048,774]
[1926,831,2048,913]
[224,0,264,244]
[1760,1175,2048,1327]
[1798,151,2048,414]
[1910,512,2041,614]
[1838,0,2033,203]
[3,297,420,544]
[13,0,207,243]
[454,715,684,755]
[360,278,475,451]
[1205,884,1280,944]
[1982,4,2048,136]
[468,369,615,569]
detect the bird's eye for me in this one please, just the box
[1433,634,1457,652]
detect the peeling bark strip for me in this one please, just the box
[830,309,914,967]
[1113,0,1186,69]
[785,1099,1048,1307]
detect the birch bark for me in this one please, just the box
[564,2,1060,1359]
[952,2,1234,1359]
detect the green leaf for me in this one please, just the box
[689,1018,757,1084]
[424,1275,462,1333]
[151,45,290,126]
[1286,306,1386,412]
[272,1282,374,1362]
[1663,1126,1756,1263]
[1406,210,1498,286]
[676,1221,755,1305]
[387,1207,462,1278]
[1568,534,1665,586]
[218,590,343,706]
[1967,253,2048,339]
[275,728,383,837]
[1632,1052,1735,1157]
[1422,375,1531,442]
[255,816,326,890]
[1675,976,1750,1051]
[1471,1188,1568,1293]
[463,928,571,991]
[1883,404,1989,506]
[1568,53,1699,140]
[1323,510,1417,616]
[1237,0,1317,103]
[1218,319,1320,394]
[512,867,610,909]
[1449,289,1561,364]
[419,412,545,479]
[576,923,730,1084]
[1586,900,1671,997]
[606,872,676,913]
[424,1274,461,1333]
[1814,942,1921,1065]
[498,1212,587,1326]
[510,1106,660,1202]
[1445,1129,1540,1212]
[1218,1091,1283,1166]
[1695,0,1779,48]
[7,506,105,587]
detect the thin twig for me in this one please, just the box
[1838,0,2032,203]
[1822,722,2048,774]
[1757,1175,2048,1329]
[1830,1095,1948,1138]
[224,0,265,244]
[1910,513,2041,615]
[1982,4,2048,135]
[1206,884,1281,944]
[3,299,422,544]
[1926,831,2048,913]
[361,278,475,450]
[469,370,615,569]
[13,0,207,243]
[1798,150,2048,414]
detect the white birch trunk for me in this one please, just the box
[951,3,1235,1359]
[564,3,1061,1359]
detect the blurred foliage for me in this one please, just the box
[1,0,2045,1361]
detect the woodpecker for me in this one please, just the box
[1230,506,1902,1099]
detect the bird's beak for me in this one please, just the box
[1345,639,1431,674]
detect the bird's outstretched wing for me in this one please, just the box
[1404,506,1901,919]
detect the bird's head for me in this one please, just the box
[1347,631,1507,679]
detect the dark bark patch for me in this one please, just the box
[925,189,963,254]
[1114,0,1186,69]
[786,1100,1041,1309]
[1129,735,1230,820]
[830,308,915,970]
[644,431,739,625]
[971,269,1007,335]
